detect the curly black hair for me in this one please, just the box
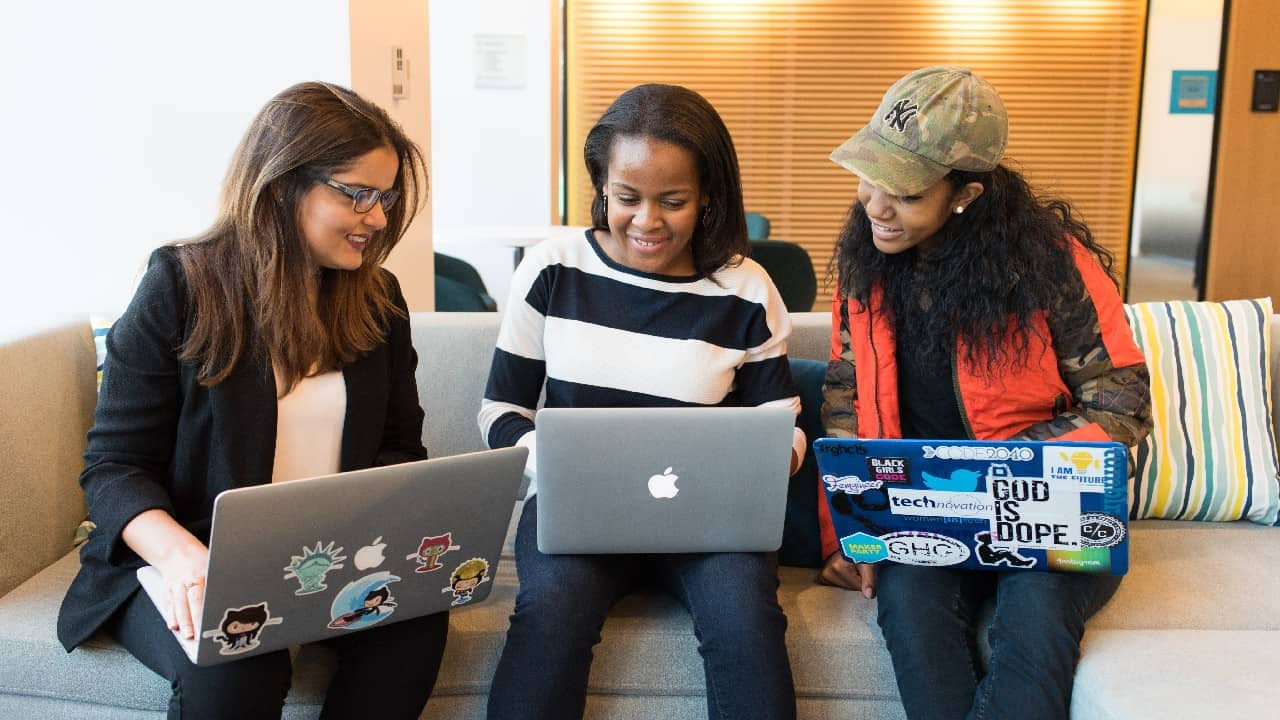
[833,164,1117,377]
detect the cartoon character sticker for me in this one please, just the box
[202,602,284,655]
[328,571,401,630]
[282,540,347,595]
[406,532,461,573]
[442,558,490,606]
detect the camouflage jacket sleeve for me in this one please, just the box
[820,297,859,438]
[1014,267,1153,447]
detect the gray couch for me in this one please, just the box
[2,311,1278,719]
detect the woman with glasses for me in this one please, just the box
[56,82,446,720]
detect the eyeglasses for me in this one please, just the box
[313,175,401,214]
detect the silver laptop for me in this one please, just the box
[534,406,794,553]
[137,447,526,666]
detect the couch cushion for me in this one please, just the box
[1126,299,1280,524]
[1089,519,1280,630]
[1072,630,1280,719]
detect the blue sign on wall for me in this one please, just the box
[1170,70,1217,114]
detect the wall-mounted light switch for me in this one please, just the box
[1251,70,1278,112]
[392,46,409,99]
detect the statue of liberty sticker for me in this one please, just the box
[282,540,347,596]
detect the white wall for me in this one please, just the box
[428,0,553,308]
[0,2,350,340]
[350,0,435,311]
[1131,0,1223,260]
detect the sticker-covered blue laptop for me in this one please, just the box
[815,438,1130,575]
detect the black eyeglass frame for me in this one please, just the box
[311,175,401,214]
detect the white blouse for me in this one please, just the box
[271,369,346,483]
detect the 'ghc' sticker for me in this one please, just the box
[880,531,971,567]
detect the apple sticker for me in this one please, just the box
[648,467,680,499]
[353,536,388,571]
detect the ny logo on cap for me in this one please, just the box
[884,99,919,133]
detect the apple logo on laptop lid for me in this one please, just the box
[648,467,679,499]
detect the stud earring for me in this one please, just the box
[954,206,965,215]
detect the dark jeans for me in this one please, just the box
[876,563,1122,720]
[110,586,449,720]
[486,496,796,720]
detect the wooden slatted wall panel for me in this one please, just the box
[566,0,1146,309]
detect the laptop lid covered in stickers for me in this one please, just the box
[138,446,526,666]
[534,406,795,554]
[815,438,1130,575]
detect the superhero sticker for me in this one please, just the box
[203,602,284,655]
[443,558,490,605]
[407,532,461,573]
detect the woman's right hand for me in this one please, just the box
[817,553,877,599]
[122,509,210,639]
[156,544,210,640]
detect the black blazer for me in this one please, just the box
[57,247,428,651]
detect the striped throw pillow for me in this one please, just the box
[1125,298,1280,525]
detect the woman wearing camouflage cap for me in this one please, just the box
[816,67,1153,719]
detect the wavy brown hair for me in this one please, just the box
[173,82,426,393]
[584,83,748,277]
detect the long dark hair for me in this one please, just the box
[833,164,1116,375]
[174,81,427,393]
[584,83,748,277]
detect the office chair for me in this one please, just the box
[434,252,497,312]
[749,239,818,312]
[745,211,771,241]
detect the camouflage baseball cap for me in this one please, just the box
[830,66,1008,196]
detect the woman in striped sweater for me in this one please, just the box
[480,83,803,720]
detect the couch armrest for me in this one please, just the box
[0,321,96,597]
